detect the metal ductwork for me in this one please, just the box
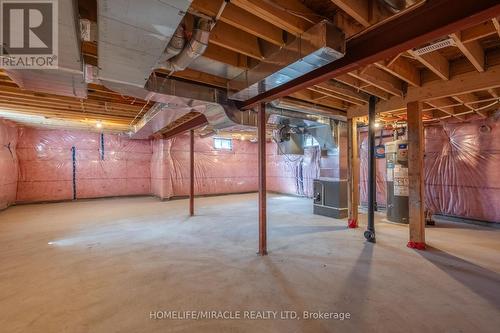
[98,0,192,87]
[268,103,344,154]
[6,0,86,98]
[157,18,211,73]
[96,1,344,140]
[228,20,346,101]
[379,0,422,12]
[270,99,347,121]
[104,76,255,139]
[156,25,186,65]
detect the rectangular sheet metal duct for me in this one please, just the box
[98,0,192,87]
[6,0,86,98]
[228,21,345,101]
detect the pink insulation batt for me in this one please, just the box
[16,127,152,202]
[151,134,258,199]
[359,118,499,223]
[0,120,18,210]
[1,115,498,223]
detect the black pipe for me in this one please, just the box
[364,95,376,243]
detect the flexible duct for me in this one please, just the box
[158,18,211,73]
[157,25,186,65]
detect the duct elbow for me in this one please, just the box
[157,18,211,74]
[157,25,186,68]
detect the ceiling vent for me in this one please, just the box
[412,37,456,56]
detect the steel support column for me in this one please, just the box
[189,129,194,216]
[364,96,377,243]
[258,103,267,256]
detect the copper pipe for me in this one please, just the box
[189,129,195,216]
[258,103,268,255]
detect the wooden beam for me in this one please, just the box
[425,98,464,120]
[408,50,449,80]
[406,101,425,249]
[307,86,363,106]
[203,44,250,69]
[239,0,500,109]
[160,114,208,140]
[315,80,369,104]
[347,117,359,228]
[289,90,348,110]
[349,65,405,96]
[375,56,421,87]
[168,68,228,89]
[488,87,499,98]
[453,93,488,118]
[331,0,370,27]
[231,0,314,35]
[335,74,391,100]
[460,19,497,42]
[210,21,264,59]
[191,0,285,46]
[450,32,485,72]
[348,62,500,117]
[492,18,500,37]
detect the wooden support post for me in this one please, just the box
[347,117,359,228]
[189,129,194,216]
[258,103,267,256]
[407,101,426,250]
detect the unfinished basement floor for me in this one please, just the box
[0,193,499,333]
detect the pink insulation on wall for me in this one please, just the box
[359,130,393,207]
[16,127,152,203]
[0,120,18,210]
[359,119,500,222]
[424,119,499,222]
[267,143,331,197]
[151,134,258,199]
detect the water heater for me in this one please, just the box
[385,140,409,223]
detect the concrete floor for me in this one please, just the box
[0,193,499,333]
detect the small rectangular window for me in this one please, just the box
[303,135,319,148]
[214,137,232,150]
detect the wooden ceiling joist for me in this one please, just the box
[191,0,285,46]
[348,62,500,117]
[349,65,405,97]
[210,21,264,60]
[290,90,347,110]
[201,44,251,69]
[335,74,390,100]
[314,80,369,104]
[492,17,500,38]
[426,98,465,120]
[307,86,362,106]
[452,93,489,118]
[460,19,498,42]
[450,32,485,72]
[408,50,450,80]
[330,0,371,27]
[375,56,421,87]
[230,0,315,35]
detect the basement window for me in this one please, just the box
[214,138,232,150]
[303,135,319,148]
